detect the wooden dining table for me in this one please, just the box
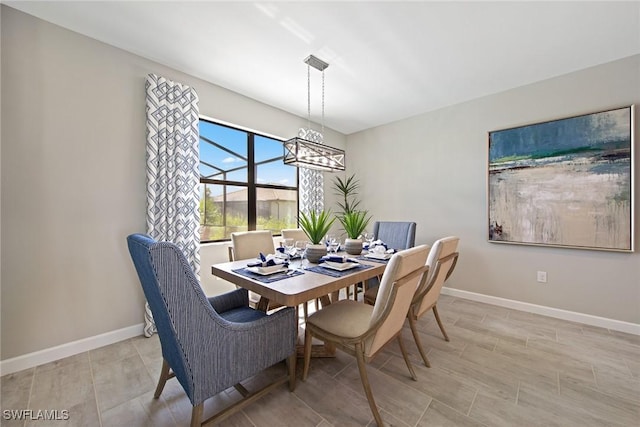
[211,254,388,356]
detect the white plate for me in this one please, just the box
[364,252,392,260]
[247,265,288,275]
[321,261,360,271]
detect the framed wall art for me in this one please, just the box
[488,105,634,252]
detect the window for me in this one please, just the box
[199,119,298,242]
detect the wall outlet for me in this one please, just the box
[537,271,547,283]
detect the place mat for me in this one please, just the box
[357,255,390,264]
[306,263,374,278]
[232,268,304,283]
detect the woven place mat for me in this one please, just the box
[232,268,304,283]
[305,263,374,278]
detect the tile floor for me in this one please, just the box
[2,294,639,426]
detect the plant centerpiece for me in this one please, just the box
[339,210,371,255]
[299,209,336,263]
[333,173,372,255]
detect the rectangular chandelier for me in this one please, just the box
[283,137,345,172]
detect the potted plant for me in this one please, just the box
[339,210,372,255]
[299,209,336,263]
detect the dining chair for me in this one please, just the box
[230,230,275,261]
[281,228,309,243]
[364,236,459,367]
[372,221,416,250]
[407,236,459,365]
[230,230,277,310]
[127,234,297,427]
[358,221,417,300]
[302,245,430,426]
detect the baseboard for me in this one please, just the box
[442,287,640,336]
[0,323,144,376]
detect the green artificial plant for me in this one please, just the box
[332,174,362,216]
[299,210,336,245]
[339,210,372,240]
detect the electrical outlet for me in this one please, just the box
[537,271,547,283]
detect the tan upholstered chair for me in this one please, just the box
[407,236,459,366]
[230,230,275,262]
[365,236,459,368]
[281,228,309,243]
[230,230,277,309]
[302,245,430,426]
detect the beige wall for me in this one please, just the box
[0,6,345,360]
[347,54,640,324]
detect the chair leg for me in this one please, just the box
[154,359,171,398]
[355,343,384,427]
[288,352,297,391]
[397,335,417,381]
[190,403,203,427]
[302,328,313,381]
[408,315,431,367]
[303,301,308,320]
[433,305,450,342]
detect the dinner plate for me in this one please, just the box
[321,261,360,271]
[247,265,288,275]
[364,252,392,260]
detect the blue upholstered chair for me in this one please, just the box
[372,221,416,250]
[126,234,297,427]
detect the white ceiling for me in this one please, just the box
[6,1,640,135]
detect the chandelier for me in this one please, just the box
[283,55,345,172]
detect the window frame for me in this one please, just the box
[199,118,299,243]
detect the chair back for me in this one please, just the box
[372,221,416,250]
[414,236,459,317]
[127,233,219,403]
[230,230,275,261]
[281,228,309,243]
[367,245,430,356]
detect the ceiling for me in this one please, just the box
[6,1,640,135]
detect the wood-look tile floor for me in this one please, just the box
[2,294,639,426]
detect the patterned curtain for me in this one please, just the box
[298,127,325,213]
[144,74,200,336]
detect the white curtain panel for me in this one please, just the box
[144,74,200,336]
[297,127,325,214]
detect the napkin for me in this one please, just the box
[319,255,359,264]
[247,253,289,267]
[369,240,397,254]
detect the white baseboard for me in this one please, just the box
[0,323,144,376]
[442,287,640,336]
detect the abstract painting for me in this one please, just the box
[488,106,634,252]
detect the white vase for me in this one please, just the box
[305,244,327,263]
[344,238,363,255]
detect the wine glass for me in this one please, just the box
[363,232,375,250]
[294,240,308,269]
[283,238,295,259]
[328,237,339,254]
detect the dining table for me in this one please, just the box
[210,252,390,356]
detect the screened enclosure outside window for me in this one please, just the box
[199,119,298,242]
